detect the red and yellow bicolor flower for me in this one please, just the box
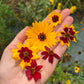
[11,42,40,69]
[58,24,79,47]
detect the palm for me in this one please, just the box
[0,9,73,84]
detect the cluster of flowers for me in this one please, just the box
[11,11,78,82]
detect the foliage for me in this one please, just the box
[46,57,84,84]
[0,1,16,57]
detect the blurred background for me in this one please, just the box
[0,0,84,84]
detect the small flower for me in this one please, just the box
[23,19,26,22]
[57,3,62,10]
[41,46,60,63]
[80,21,82,24]
[70,6,77,14]
[45,7,51,12]
[81,28,84,31]
[16,13,19,16]
[26,20,57,51]
[48,11,62,27]
[11,42,40,69]
[50,0,54,5]
[66,80,71,84]
[58,24,79,47]
[25,60,43,82]
[74,66,80,73]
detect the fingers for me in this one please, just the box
[53,44,67,57]
[6,26,29,50]
[61,8,71,21]
[56,16,73,33]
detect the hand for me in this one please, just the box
[0,9,73,84]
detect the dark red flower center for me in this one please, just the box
[48,50,53,55]
[23,51,29,58]
[31,67,35,74]
[38,33,46,41]
[52,15,58,22]
[75,68,78,70]
[64,33,70,38]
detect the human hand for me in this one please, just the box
[0,9,73,84]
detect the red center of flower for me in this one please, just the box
[48,50,53,55]
[52,15,58,22]
[38,33,46,41]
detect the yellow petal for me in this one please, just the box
[32,53,40,60]
[16,42,22,49]
[60,41,65,46]
[63,24,68,29]
[20,60,31,69]
[12,52,20,60]
[72,37,77,42]
[67,42,70,47]
[70,24,74,29]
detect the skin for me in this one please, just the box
[0,9,73,84]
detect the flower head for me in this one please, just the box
[50,0,54,5]
[26,20,57,51]
[66,80,71,84]
[48,11,62,27]
[58,24,79,47]
[45,7,51,12]
[74,66,80,73]
[11,42,40,69]
[41,46,60,63]
[57,3,62,10]
[25,60,43,82]
[70,6,77,14]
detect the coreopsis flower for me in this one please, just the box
[25,60,43,82]
[11,42,40,69]
[74,66,80,73]
[57,3,62,10]
[41,46,60,63]
[45,7,51,12]
[66,80,71,84]
[26,20,57,51]
[50,0,54,5]
[48,11,62,27]
[70,6,77,14]
[58,24,79,47]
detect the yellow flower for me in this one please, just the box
[70,6,77,14]
[26,20,57,51]
[23,19,26,22]
[16,13,19,16]
[57,3,62,10]
[50,0,54,5]
[58,24,79,47]
[66,80,71,84]
[80,21,82,24]
[11,42,40,69]
[48,11,62,27]
[45,7,51,12]
[74,66,80,73]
